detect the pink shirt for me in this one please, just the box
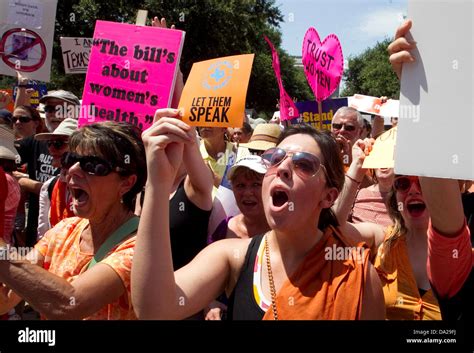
[350,188,393,227]
[427,221,473,298]
[4,173,20,244]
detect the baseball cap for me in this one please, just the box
[227,155,267,180]
[35,117,78,140]
[0,109,13,124]
[39,90,80,106]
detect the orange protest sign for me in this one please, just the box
[179,54,254,128]
[363,127,397,169]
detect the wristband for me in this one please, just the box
[345,174,362,185]
[17,84,29,88]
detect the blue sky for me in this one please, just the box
[276,0,408,64]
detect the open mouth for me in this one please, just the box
[406,200,426,217]
[70,187,89,207]
[271,189,289,208]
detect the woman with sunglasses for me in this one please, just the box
[133,111,385,320]
[0,121,146,319]
[12,105,44,140]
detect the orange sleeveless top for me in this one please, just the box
[263,225,371,320]
[374,228,441,320]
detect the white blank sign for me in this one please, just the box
[396,0,473,180]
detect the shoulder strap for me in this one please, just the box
[87,216,140,270]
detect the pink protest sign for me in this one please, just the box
[264,36,299,121]
[79,20,185,131]
[302,27,343,102]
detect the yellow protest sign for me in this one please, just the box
[179,54,254,127]
[363,127,397,169]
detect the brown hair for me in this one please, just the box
[229,167,263,185]
[14,105,44,133]
[277,124,345,230]
[69,121,146,210]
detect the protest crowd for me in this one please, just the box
[0,13,472,324]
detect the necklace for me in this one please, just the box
[264,235,278,320]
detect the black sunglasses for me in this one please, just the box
[47,140,68,150]
[44,105,59,113]
[261,147,327,179]
[61,152,123,176]
[393,176,421,193]
[12,115,33,124]
[332,123,356,132]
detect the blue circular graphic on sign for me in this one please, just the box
[202,61,233,90]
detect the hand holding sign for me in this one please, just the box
[302,27,343,102]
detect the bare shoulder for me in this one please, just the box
[341,221,386,249]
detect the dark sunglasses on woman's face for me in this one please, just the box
[47,140,68,150]
[332,123,356,132]
[261,147,327,179]
[393,176,421,193]
[61,152,122,176]
[12,116,33,124]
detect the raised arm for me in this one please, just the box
[132,109,244,319]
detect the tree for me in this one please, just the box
[341,38,400,99]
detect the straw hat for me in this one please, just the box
[35,117,78,140]
[239,123,282,151]
[0,125,19,161]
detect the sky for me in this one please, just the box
[276,0,408,65]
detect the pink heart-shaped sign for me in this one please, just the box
[302,27,344,102]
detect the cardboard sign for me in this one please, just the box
[348,94,399,118]
[60,37,92,74]
[363,127,397,169]
[0,0,57,82]
[12,82,47,108]
[290,98,348,130]
[79,20,185,131]
[264,36,299,121]
[396,1,473,180]
[302,27,344,102]
[179,54,254,128]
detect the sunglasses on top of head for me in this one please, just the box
[12,116,33,124]
[61,152,124,176]
[261,147,327,179]
[332,123,356,132]
[393,175,421,193]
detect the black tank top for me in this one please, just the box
[227,234,266,320]
[434,268,473,321]
[169,180,211,270]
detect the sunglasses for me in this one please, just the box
[47,140,68,150]
[261,147,327,179]
[61,152,123,176]
[44,105,59,113]
[393,176,421,193]
[332,123,356,132]
[12,115,33,124]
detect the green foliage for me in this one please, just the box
[8,0,312,116]
[341,38,400,99]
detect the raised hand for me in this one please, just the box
[142,109,194,188]
[0,90,12,109]
[388,19,416,80]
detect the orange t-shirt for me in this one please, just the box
[263,225,371,320]
[34,217,137,320]
[375,229,441,320]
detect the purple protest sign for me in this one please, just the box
[264,36,299,121]
[302,27,343,102]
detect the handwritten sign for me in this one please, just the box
[60,37,92,74]
[289,98,348,130]
[179,54,254,128]
[302,27,343,102]
[363,127,397,169]
[349,94,399,117]
[264,36,299,121]
[0,0,57,82]
[79,20,185,131]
